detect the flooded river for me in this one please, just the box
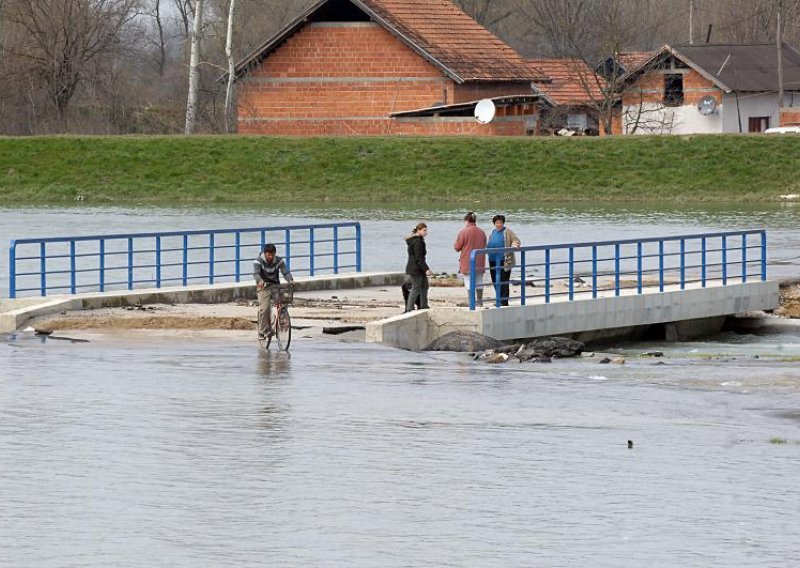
[1,204,800,565]
[2,332,800,566]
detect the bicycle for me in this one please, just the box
[259,283,294,352]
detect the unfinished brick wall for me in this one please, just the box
[237,22,458,135]
[622,68,721,107]
[780,108,800,126]
[453,82,533,103]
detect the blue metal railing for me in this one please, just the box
[9,222,362,298]
[468,230,767,310]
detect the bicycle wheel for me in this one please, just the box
[276,306,291,351]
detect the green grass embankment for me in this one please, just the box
[0,135,798,204]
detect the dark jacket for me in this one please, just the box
[253,254,293,286]
[405,235,430,276]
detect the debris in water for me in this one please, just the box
[640,351,664,358]
[322,325,364,335]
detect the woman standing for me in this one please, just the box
[487,214,521,306]
[405,223,432,312]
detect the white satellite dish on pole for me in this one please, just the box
[475,99,496,124]
[697,95,718,116]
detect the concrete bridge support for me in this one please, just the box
[366,280,780,351]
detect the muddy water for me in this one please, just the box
[2,204,800,566]
[2,332,800,567]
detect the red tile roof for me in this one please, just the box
[528,59,604,105]
[362,0,541,81]
[616,51,655,72]
[234,0,544,83]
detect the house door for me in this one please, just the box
[748,116,770,133]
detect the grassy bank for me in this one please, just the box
[1,135,798,204]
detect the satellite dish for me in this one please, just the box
[474,99,496,124]
[697,95,717,116]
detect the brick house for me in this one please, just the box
[231,0,550,135]
[617,43,800,134]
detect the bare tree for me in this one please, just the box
[2,0,141,121]
[224,0,236,133]
[185,0,204,133]
[454,0,517,31]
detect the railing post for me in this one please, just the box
[469,251,477,310]
[568,247,574,301]
[494,261,502,308]
[722,235,728,285]
[333,226,339,274]
[209,233,215,284]
[701,237,706,288]
[544,248,551,304]
[355,223,362,272]
[637,242,643,294]
[182,234,188,286]
[69,240,76,294]
[283,229,290,271]
[234,232,241,283]
[127,237,134,291]
[680,239,686,290]
[614,243,620,297]
[741,233,747,283]
[99,239,105,293]
[41,242,47,297]
[520,250,527,306]
[592,245,597,299]
[761,231,767,281]
[309,228,315,276]
[155,236,162,288]
[658,240,664,292]
[9,241,16,299]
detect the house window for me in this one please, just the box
[567,113,588,131]
[748,116,770,133]
[663,74,684,107]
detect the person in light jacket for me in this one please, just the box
[486,214,520,306]
[404,223,432,312]
[454,212,487,304]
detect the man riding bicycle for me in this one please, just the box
[253,243,295,340]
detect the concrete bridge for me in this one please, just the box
[366,230,779,350]
[4,224,779,349]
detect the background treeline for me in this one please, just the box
[1,0,798,136]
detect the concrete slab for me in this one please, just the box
[1,271,407,333]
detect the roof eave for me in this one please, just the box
[390,94,553,118]
[348,0,467,83]
[669,45,733,92]
[227,0,330,82]
[616,44,733,93]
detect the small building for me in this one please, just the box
[389,94,553,136]
[232,0,547,136]
[528,59,606,134]
[617,43,800,135]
